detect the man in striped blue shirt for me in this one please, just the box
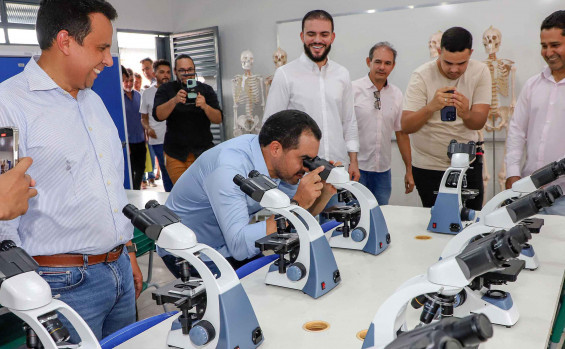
[0,0,141,342]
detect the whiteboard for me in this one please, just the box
[277,0,563,97]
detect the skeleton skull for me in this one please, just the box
[273,47,287,68]
[241,50,254,71]
[483,26,502,55]
[428,31,443,58]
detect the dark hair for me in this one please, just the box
[36,0,117,50]
[302,10,334,32]
[259,110,322,149]
[369,41,397,62]
[441,27,473,52]
[174,54,194,69]
[121,65,130,78]
[134,73,142,79]
[541,10,565,36]
[140,57,153,65]
[153,59,171,71]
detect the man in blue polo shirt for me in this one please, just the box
[159,109,335,276]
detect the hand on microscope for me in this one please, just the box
[0,157,37,221]
[295,160,341,216]
[505,176,521,189]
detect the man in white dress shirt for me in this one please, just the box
[505,10,565,215]
[352,42,414,205]
[263,9,360,181]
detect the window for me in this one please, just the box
[0,0,40,45]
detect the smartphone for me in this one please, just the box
[185,79,198,105]
[440,90,456,122]
[0,127,19,174]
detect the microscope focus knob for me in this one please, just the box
[189,320,216,346]
[460,207,475,221]
[351,228,366,242]
[287,262,306,281]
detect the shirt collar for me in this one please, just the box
[299,52,330,72]
[250,135,271,179]
[24,57,61,92]
[541,66,565,84]
[363,74,389,90]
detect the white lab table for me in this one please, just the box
[118,204,565,349]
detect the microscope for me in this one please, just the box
[0,240,100,349]
[123,201,263,349]
[428,140,479,234]
[233,170,341,299]
[362,227,521,348]
[479,158,565,219]
[441,185,563,269]
[303,156,390,255]
[382,313,493,349]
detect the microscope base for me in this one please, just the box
[519,245,539,270]
[264,236,340,298]
[167,283,263,348]
[454,287,519,327]
[428,192,465,234]
[329,206,390,255]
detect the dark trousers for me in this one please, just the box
[129,142,146,190]
[412,160,484,210]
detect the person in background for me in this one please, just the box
[123,66,146,190]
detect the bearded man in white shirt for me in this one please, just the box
[352,42,414,205]
[263,9,360,181]
[505,10,565,215]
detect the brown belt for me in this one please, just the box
[33,245,124,267]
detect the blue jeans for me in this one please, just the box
[152,144,173,192]
[37,250,136,343]
[359,169,392,205]
[143,144,156,181]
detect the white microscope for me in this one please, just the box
[123,201,264,349]
[479,158,565,219]
[441,185,563,269]
[362,228,521,349]
[233,171,341,299]
[0,240,100,349]
[381,313,493,349]
[428,140,480,234]
[303,156,390,255]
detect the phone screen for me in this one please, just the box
[0,127,18,174]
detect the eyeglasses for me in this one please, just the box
[177,68,196,75]
[373,91,381,110]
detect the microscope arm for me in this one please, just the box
[370,273,464,348]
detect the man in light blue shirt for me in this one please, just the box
[0,0,141,342]
[160,109,335,276]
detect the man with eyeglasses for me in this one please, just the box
[352,42,414,205]
[401,27,491,209]
[154,54,223,184]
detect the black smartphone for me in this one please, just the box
[440,90,456,122]
[0,127,19,174]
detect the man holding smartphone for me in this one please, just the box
[153,54,223,184]
[401,27,491,209]
[0,158,37,221]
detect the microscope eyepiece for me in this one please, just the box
[492,235,521,261]
[249,170,261,178]
[233,174,245,186]
[447,313,493,346]
[122,204,139,220]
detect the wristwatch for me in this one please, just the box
[290,199,300,206]
[126,243,137,254]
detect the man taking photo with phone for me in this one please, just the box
[153,54,223,184]
[401,26,491,209]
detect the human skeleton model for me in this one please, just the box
[482,26,517,192]
[232,50,265,136]
[428,31,442,59]
[265,47,287,96]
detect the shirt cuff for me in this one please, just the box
[346,140,360,153]
[505,164,522,179]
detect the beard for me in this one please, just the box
[303,43,332,63]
